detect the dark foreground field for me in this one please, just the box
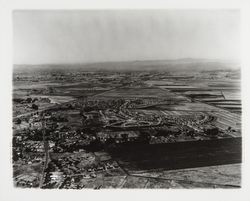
[109,138,242,172]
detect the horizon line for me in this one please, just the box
[13,57,240,66]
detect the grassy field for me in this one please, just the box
[96,87,174,98]
[109,138,241,173]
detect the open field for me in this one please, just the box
[132,163,241,187]
[96,87,174,98]
[109,138,241,173]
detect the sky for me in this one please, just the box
[13,10,240,64]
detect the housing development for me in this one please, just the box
[12,60,241,189]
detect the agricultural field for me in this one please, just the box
[96,87,174,98]
[12,63,242,189]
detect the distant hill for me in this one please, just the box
[14,58,240,72]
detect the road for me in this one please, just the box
[39,122,50,188]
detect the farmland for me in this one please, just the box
[12,60,241,189]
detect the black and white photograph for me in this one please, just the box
[1,1,250,200]
[11,9,242,189]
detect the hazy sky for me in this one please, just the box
[13,10,240,64]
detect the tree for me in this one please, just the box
[15,118,21,124]
[32,104,39,110]
[32,98,38,103]
[26,97,32,103]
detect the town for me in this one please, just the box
[13,61,241,188]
